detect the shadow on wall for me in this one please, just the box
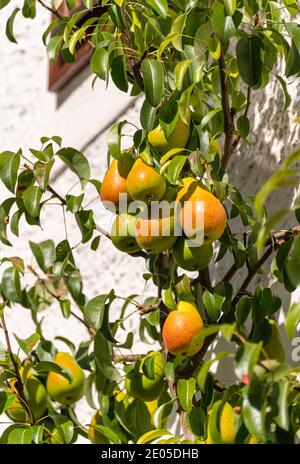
[212,70,300,382]
[55,66,91,108]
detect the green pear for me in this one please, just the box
[126,159,166,204]
[125,352,165,402]
[6,370,47,423]
[110,213,140,253]
[173,237,213,271]
[148,111,190,154]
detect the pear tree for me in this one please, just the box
[0,0,300,444]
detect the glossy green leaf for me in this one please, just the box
[235,341,262,380]
[29,240,55,272]
[57,147,90,187]
[0,151,20,193]
[22,185,42,218]
[177,378,196,412]
[141,59,164,107]
[8,427,33,444]
[285,302,300,339]
[107,120,128,160]
[1,266,22,303]
[145,0,168,17]
[6,8,20,43]
[236,36,263,87]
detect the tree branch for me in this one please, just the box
[219,49,234,171]
[37,0,63,19]
[0,314,33,423]
[112,354,147,362]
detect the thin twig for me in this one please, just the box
[219,49,234,171]
[37,0,63,19]
[112,354,146,362]
[0,314,33,423]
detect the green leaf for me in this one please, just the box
[57,148,90,187]
[237,115,250,139]
[285,302,300,339]
[59,299,71,319]
[0,197,15,245]
[6,8,20,43]
[29,240,55,272]
[23,185,42,218]
[107,120,128,160]
[242,386,266,440]
[177,378,196,412]
[89,424,121,444]
[162,155,187,185]
[276,75,291,111]
[1,266,22,303]
[140,99,157,131]
[8,427,33,444]
[66,193,84,213]
[0,151,20,193]
[0,0,10,9]
[235,341,262,381]
[236,36,263,87]
[46,35,62,62]
[75,209,95,243]
[197,352,228,392]
[94,330,120,381]
[171,13,187,51]
[91,235,101,251]
[52,415,74,444]
[85,294,108,329]
[202,290,221,322]
[33,159,55,190]
[174,60,191,91]
[141,59,164,107]
[145,0,167,17]
[35,361,72,382]
[90,47,108,80]
[111,55,128,93]
[14,333,40,354]
[137,429,173,444]
[224,0,236,16]
[274,380,289,431]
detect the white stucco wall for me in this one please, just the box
[0,4,300,441]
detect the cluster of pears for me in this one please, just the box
[5,352,85,430]
[100,114,227,270]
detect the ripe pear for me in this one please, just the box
[100,151,134,212]
[173,237,213,271]
[88,411,110,444]
[261,320,285,364]
[110,213,140,253]
[46,352,85,406]
[162,301,205,356]
[148,112,190,154]
[207,402,236,444]
[126,158,166,204]
[135,208,177,253]
[176,177,227,244]
[125,352,165,402]
[6,371,48,423]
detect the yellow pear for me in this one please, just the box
[46,352,85,406]
[148,112,190,154]
[207,402,236,444]
[88,411,110,444]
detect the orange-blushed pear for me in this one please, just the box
[135,207,177,253]
[46,352,85,406]
[100,151,134,212]
[175,177,227,244]
[162,301,205,356]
